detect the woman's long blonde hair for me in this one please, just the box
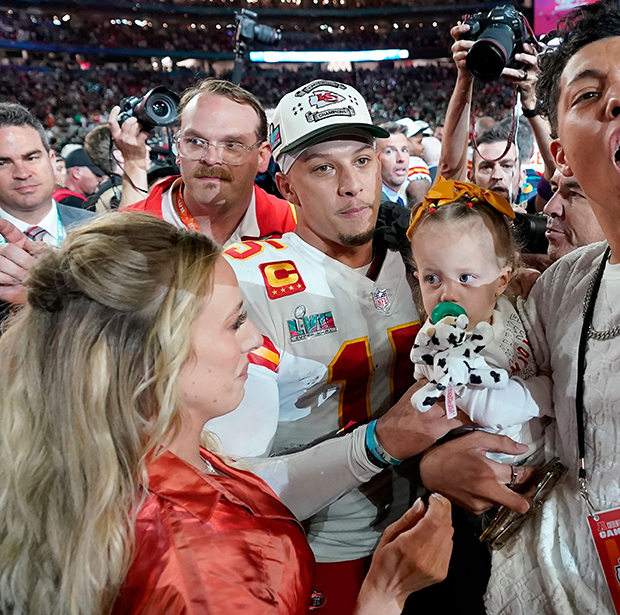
[0,213,220,615]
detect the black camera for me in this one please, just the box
[513,212,549,254]
[235,9,281,46]
[462,5,532,83]
[118,86,180,133]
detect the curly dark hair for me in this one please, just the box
[537,0,620,138]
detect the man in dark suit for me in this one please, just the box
[0,103,94,312]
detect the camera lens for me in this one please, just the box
[513,212,549,254]
[466,23,516,82]
[145,93,177,125]
[253,23,282,46]
[151,100,170,118]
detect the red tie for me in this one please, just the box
[25,226,47,242]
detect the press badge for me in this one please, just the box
[587,506,620,614]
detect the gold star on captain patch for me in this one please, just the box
[289,285,294,291]
[280,288,286,293]
[297,284,302,289]
[272,290,278,296]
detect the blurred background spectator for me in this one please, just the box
[0,1,526,151]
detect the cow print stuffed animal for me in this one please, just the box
[410,313,509,421]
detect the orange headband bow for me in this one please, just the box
[406,177,515,240]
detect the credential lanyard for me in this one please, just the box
[174,182,201,233]
[0,208,65,247]
[576,245,612,518]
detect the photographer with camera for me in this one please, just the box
[124,79,296,246]
[438,8,556,206]
[232,10,281,85]
[84,89,178,213]
[52,147,106,210]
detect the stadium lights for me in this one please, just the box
[62,14,71,22]
[249,49,409,63]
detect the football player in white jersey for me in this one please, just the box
[207,80,530,614]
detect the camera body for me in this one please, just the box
[118,86,180,133]
[462,4,531,83]
[513,212,549,254]
[235,9,281,46]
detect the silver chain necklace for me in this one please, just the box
[582,249,620,340]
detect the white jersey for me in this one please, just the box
[210,232,421,562]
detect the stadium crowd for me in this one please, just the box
[0,1,619,615]
[0,62,515,150]
[55,0,480,8]
[0,13,451,54]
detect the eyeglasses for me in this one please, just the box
[173,134,263,166]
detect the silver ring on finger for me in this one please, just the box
[507,465,518,488]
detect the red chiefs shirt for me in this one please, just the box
[124,176,296,245]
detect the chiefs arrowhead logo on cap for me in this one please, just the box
[309,90,345,109]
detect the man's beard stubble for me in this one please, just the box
[338,228,375,247]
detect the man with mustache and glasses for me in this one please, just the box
[207,80,526,615]
[125,79,296,246]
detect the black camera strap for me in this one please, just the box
[576,244,611,516]
[469,85,518,163]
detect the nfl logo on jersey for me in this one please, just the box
[372,288,391,312]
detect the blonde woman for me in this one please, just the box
[0,213,453,615]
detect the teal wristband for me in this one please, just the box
[366,420,404,467]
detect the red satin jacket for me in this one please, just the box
[113,449,314,614]
[124,176,297,241]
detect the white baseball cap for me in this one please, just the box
[395,118,433,138]
[269,80,388,165]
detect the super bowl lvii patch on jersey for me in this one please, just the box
[288,304,337,342]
